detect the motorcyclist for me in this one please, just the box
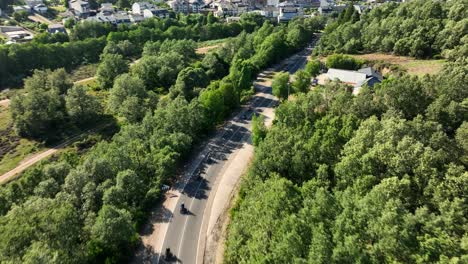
[165,248,172,260]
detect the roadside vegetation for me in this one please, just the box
[0,16,325,263]
[225,57,467,264]
[225,1,467,262]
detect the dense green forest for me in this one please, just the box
[225,54,467,262]
[315,0,467,59]
[0,17,324,263]
[0,13,256,88]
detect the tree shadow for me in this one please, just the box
[131,244,162,264]
[183,177,210,200]
[140,205,174,236]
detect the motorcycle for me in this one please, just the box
[165,248,173,261]
[180,203,187,214]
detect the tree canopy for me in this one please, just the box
[225,57,468,263]
[315,0,467,59]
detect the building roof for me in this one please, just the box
[134,1,155,8]
[327,68,367,85]
[358,67,383,81]
[326,67,382,94]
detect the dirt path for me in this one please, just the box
[0,99,9,107]
[0,124,109,185]
[196,44,221,54]
[27,14,53,25]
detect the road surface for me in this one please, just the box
[134,40,316,264]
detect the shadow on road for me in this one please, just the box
[133,244,162,264]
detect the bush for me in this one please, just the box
[326,54,363,70]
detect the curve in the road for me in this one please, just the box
[136,44,315,264]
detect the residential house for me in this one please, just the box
[69,0,90,17]
[295,0,320,8]
[189,0,204,13]
[318,0,345,15]
[212,0,248,17]
[47,24,67,34]
[212,0,235,17]
[132,2,155,15]
[277,1,300,22]
[100,3,115,15]
[143,8,170,18]
[129,13,145,23]
[168,0,189,13]
[325,67,382,94]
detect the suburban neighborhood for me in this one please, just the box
[0,0,407,44]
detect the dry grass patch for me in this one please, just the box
[349,53,444,76]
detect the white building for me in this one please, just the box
[132,2,156,15]
[69,0,90,17]
[277,1,300,22]
[33,3,48,13]
[325,67,382,94]
[143,8,170,18]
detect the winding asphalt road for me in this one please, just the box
[146,40,316,264]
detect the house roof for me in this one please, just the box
[358,67,383,81]
[327,67,382,94]
[327,68,367,86]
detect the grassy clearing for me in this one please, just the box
[348,53,445,76]
[197,38,229,48]
[0,105,44,176]
[70,63,99,82]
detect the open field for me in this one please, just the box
[197,38,229,48]
[348,53,445,76]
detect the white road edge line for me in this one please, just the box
[178,111,250,261]
[156,106,254,264]
[195,89,275,264]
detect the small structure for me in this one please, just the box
[47,24,67,34]
[0,26,34,43]
[69,0,90,17]
[13,5,32,13]
[33,3,48,13]
[325,67,382,94]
